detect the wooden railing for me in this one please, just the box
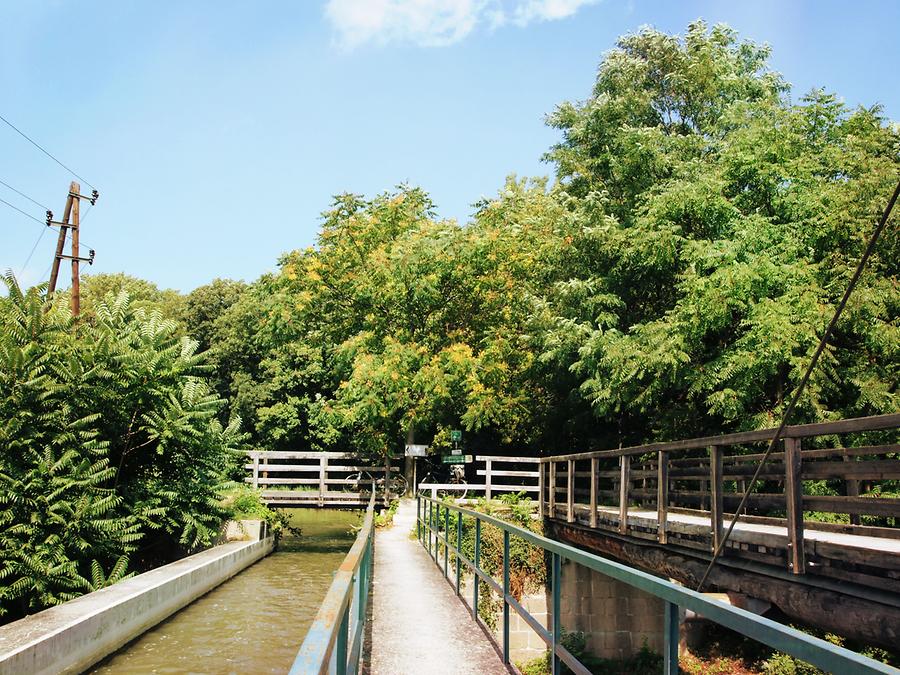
[540,413,900,578]
[418,455,540,499]
[245,451,401,506]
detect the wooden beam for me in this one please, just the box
[548,462,556,518]
[590,457,598,528]
[538,461,545,519]
[566,459,574,523]
[845,456,861,526]
[657,451,668,544]
[619,455,630,535]
[710,445,723,552]
[784,437,805,575]
[485,458,493,500]
[318,456,327,507]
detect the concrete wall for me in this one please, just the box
[0,527,273,675]
[559,560,665,661]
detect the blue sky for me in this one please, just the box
[2,0,898,293]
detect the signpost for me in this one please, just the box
[405,444,428,457]
[442,455,466,465]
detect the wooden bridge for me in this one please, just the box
[245,451,402,507]
[539,413,900,649]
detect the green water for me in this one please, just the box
[90,509,361,675]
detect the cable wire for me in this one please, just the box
[0,178,51,212]
[0,112,95,190]
[695,176,900,592]
[0,195,45,225]
[19,226,49,277]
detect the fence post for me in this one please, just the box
[538,460,545,519]
[444,507,450,579]
[551,552,561,675]
[473,518,481,620]
[567,459,575,523]
[336,601,349,675]
[502,529,510,664]
[252,453,259,489]
[657,450,668,544]
[785,436,806,575]
[416,495,421,543]
[318,456,327,507]
[619,454,630,534]
[710,445,723,551]
[664,601,679,675]
[844,455,861,525]
[548,462,556,518]
[485,458,493,500]
[590,457,598,528]
[456,511,463,595]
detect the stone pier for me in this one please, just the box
[558,559,666,660]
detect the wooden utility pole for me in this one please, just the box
[70,185,81,316]
[46,181,95,318]
[47,182,76,296]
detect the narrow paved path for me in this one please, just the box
[369,499,508,675]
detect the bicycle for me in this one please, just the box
[349,468,408,497]
[419,459,468,501]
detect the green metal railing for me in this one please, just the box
[417,495,895,675]
[291,492,375,675]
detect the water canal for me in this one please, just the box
[91,508,361,674]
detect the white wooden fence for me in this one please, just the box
[245,451,401,506]
[418,455,540,500]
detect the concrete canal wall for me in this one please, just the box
[0,522,273,675]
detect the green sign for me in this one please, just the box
[450,429,462,442]
[442,455,465,464]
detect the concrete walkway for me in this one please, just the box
[369,500,508,675]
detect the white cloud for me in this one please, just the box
[324,0,600,49]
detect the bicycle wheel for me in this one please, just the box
[391,474,409,496]
[452,478,468,501]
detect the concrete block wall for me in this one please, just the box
[558,560,665,661]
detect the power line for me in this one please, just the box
[0,195,46,226]
[20,226,49,277]
[0,112,95,190]
[696,176,900,593]
[0,178,51,212]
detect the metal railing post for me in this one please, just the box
[428,500,433,558]
[502,529,510,664]
[455,511,463,595]
[473,518,481,620]
[336,601,349,675]
[416,495,421,543]
[664,601,679,675]
[551,552,561,675]
[444,506,450,579]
